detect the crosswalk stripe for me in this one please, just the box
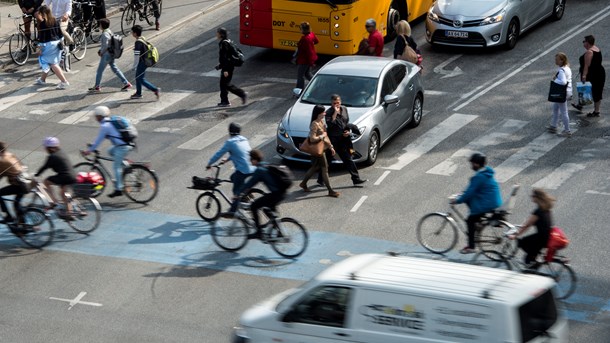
[495,129,578,183]
[427,119,528,176]
[0,85,47,114]
[175,37,217,54]
[384,113,478,171]
[249,124,280,149]
[58,92,128,125]
[128,90,195,124]
[178,97,285,150]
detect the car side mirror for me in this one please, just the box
[292,88,302,98]
[382,94,399,106]
[282,310,297,323]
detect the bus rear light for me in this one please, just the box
[245,22,249,27]
[244,14,250,19]
[244,5,250,10]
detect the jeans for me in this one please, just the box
[96,52,129,87]
[109,144,133,191]
[135,62,158,96]
[220,68,245,104]
[551,100,571,132]
[296,64,313,89]
[228,171,251,213]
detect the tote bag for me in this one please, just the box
[548,70,568,103]
[299,137,324,156]
[398,36,418,64]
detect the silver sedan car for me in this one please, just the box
[425,0,565,49]
[276,56,424,165]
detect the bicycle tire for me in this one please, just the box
[9,33,29,65]
[88,20,101,43]
[196,192,221,222]
[16,208,55,249]
[123,165,159,204]
[269,218,308,258]
[212,217,249,251]
[538,260,577,300]
[416,212,458,254]
[23,190,47,209]
[73,163,106,197]
[144,1,154,26]
[470,250,512,270]
[121,6,136,36]
[66,197,102,234]
[71,26,87,60]
[476,221,518,260]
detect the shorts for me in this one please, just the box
[47,174,76,186]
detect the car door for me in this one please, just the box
[391,64,413,131]
[378,69,400,142]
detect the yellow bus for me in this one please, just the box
[239,0,434,55]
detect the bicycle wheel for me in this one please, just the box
[539,260,577,300]
[196,192,221,222]
[144,1,154,25]
[89,20,101,43]
[416,213,458,254]
[121,6,136,36]
[66,197,102,234]
[470,250,512,270]
[476,222,518,260]
[71,26,87,60]
[23,190,47,209]
[212,217,249,251]
[73,163,106,197]
[269,218,308,258]
[9,33,30,65]
[16,208,55,249]
[123,165,159,204]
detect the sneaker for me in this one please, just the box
[219,211,235,218]
[546,125,557,134]
[121,83,132,91]
[316,180,324,187]
[353,178,368,186]
[35,77,46,85]
[108,190,123,198]
[56,81,70,90]
[88,86,101,93]
[130,93,143,99]
[558,131,572,138]
[217,102,231,107]
[154,88,161,101]
[241,92,248,105]
[586,111,601,117]
[155,21,160,31]
[459,247,476,254]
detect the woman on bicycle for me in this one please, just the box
[34,137,77,215]
[0,142,30,224]
[34,5,70,89]
[508,188,554,267]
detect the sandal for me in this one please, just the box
[299,182,311,192]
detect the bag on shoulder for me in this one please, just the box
[548,70,568,103]
[398,36,418,64]
[267,164,293,191]
[139,37,159,67]
[299,137,324,156]
[108,33,124,59]
[109,115,138,145]
[225,39,245,67]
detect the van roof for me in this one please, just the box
[316,254,555,304]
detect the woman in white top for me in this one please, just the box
[547,52,573,137]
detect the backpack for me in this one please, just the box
[108,33,124,59]
[267,164,293,191]
[225,39,244,67]
[139,37,159,67]
[109,115,138,145]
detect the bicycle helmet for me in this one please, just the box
[229,122,241,135]
[93,106,110,117]
[469,152,487,166]
[43,136,60,148]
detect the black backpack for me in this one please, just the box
[225,39,245,67]
[108,33,124,58]
[267,165,293,191]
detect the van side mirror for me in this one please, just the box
[382,94,399,106]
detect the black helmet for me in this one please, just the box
[229,122,241,135]
[469,152,486,166]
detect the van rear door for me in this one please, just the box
[516,289,567,342]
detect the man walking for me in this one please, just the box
[131,25,160,100]
[89,18,132,93]
[45,0,74,48]
[215,27,247,107]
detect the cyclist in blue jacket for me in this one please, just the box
[451,152,502,254]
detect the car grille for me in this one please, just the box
[432,30,487,46]
[438,16,484,28]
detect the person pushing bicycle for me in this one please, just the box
[450,152,502,254]
[34,137,77,215]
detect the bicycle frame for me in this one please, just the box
[80,150,151,182]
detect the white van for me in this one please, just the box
[233,253,567,343]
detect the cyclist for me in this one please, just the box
[34,137,77,214]
[230,149,287,240]
[450,152,502,254]
[83,106,133,198]
[508,188,554,268]
[0,142,29,224]
[18,0,43,40]
[206,122,255,215]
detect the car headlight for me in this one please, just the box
[278,122,286,136]
[480,10,505,25]
[233,326,250,342]
[352,126,366,139]
[427,7,439,22]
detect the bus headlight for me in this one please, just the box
[334,44,339,48]
[334,23,339,28]
[334,31,339,36]
[334,15,339,20]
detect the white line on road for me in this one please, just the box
[58,92,128,125]
[384,113,478,171]
[374,170,391,185]
[129,90,195,124]
[350,196,368,212]
[0,86,42,114]
[249,125,280,148]
[585,190,610,196]
[176,37,217,54]
[49,291,103,310]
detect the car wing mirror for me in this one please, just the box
[292,88,302,98]
[382,94,399,106]
[282,310,297,323]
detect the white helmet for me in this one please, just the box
[93,106,110,117]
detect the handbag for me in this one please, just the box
[548,71,568,103]
[299,137,324,156]
[398,36,418,64]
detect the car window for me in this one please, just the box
[301,75,377,108]
[391,64,407,85]
[380,73,397,100]
[290,286,352,328]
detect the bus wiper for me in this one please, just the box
[325,0,337,9]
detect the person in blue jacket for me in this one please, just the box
[451,152,502,254]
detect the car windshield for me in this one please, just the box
[301,74,378,108]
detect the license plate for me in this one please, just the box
[445,31,468,38]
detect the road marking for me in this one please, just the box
[49,291,103,310]
[0,85,43,114]
[249,124,280,148]
[424,90,448,96]
[374,170,391,185]
[350,196,368,212]
[58,92,128,125]
[384,113,478,171]
[532,163,586,190]
[495,130,577,183]
[433,55,464,79]
[128,90,195,124]
[585,190,610,196]
[175,37,217,54]
[427,119,528,176]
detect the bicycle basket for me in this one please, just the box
[73,183,102,198]
[192,176,218,190]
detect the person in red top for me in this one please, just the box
[365,18,384,57]
[295,22,319,89]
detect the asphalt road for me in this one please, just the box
[0,0,609,341]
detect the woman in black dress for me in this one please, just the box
[575,35,606,117]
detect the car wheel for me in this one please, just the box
[504,19,519,50]
[385,6,401,42]
[408,94,423,128]
[366,130,379,166]
[551,0,565,21]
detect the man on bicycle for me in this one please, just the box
[34,137,77,214]
[232,149,287,240]
[18,0,43,40]
[207,122,255,215]
[83,106,133,198]
[0,141,30,224]
[451,152,502,254]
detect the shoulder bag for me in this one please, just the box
[398,36,418,64]
[548,70,568,103]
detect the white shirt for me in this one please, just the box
[554,66,573,96]
[45,0,72,19]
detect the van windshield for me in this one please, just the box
[518,289,558,342]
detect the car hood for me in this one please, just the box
[434,0,507,17]
[286,102,372,137]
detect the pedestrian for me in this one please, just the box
[299,105,340,198]
[364,18,383,57]
[573,35,606,117]
[393,20,417,61]
[46,0,74,49]
[215,27,247,107]
[34,5,70,89]
[18,0,43,40]
[547,52,573,137]
[0,142,29,225]
[130,25,160,100]
[295,21,318,90]
[89,18,132,93]
[317,94,367,186]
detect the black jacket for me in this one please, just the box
[18,0,43,10]
[218,39,234,71]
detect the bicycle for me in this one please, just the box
[188,162,265,222]
[121,0,163,36]
[0,195,54,248]
[71,0,101,43]
[73,149,159,204]
[212,200,308,258]
[68,20,88,61]
[416,184,520,258]
[8,14,38,65]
